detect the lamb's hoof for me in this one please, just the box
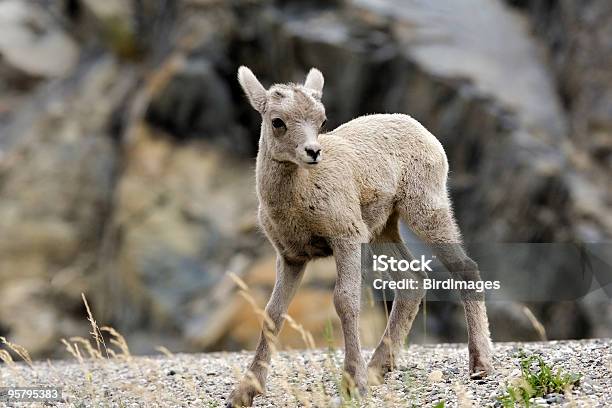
[366,362,392,386]
[469,370,488,380]
[341,371,368,400]
[469,356,493,380]
[367,366,385,386]
[226,380,261,407]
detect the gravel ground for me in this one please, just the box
[0,339,610,407]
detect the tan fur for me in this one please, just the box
[227,67,493,407]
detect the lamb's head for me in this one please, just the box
[237,66,327,167]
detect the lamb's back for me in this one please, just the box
[323,113,447,170]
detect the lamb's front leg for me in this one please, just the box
[226,256,305,407]
[332,239,368,398]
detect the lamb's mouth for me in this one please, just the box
[304,155,322,166]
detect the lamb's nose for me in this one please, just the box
[305,147,321,160]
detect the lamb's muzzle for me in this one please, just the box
[304,145,321,163]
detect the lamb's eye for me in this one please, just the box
[272,118,286,129]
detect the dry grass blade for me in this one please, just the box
[0,349,14,365]
[61,339,84,364]
[228,271,275,330]
[155,346,173,358]
[283,314,316,349]
[522,306,547,341]
[69,336,103,359]
[0,345,33,386]
[455,382,474,408]
[101,326,131,359]
[227,271,248,291]
[82,293,110,358]
[0,336,33,367]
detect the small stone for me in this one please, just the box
[544,393,564,403]
[532,397,548,406]
[428,370,444,382]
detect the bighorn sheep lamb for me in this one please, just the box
[227,66,493,407]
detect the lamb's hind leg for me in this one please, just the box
[367,214,425,385]
[226,256,305,407]
[400,204,493,378]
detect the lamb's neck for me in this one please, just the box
[256,140,301,208]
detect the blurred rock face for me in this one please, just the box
[0,58,127,353]
[516,0,612,162]
[0,0,610,357]
[0,0,79,78]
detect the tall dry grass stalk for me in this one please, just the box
[82,293,109,358]
[522,306,547,341]
[155,346,173,358]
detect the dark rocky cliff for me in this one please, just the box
[0,0,610,357]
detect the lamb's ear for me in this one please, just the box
[237,66,267,113]
[304,68,324,95]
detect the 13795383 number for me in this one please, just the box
[0,387,63,402]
